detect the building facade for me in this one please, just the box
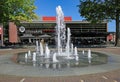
[2,16,109,46]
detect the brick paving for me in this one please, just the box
[0,47,120,82]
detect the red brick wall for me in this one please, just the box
[0,25,3,46]
[9,22,18,43]
[0,27,2,35]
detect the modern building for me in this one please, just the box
[1,16,109,46]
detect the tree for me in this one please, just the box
[0,0,38,25]
[78,0,120,46]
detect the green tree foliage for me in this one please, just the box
[0,0,38,24]
[78,0,120,46]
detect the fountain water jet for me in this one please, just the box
[66,28,71,58]
[53,53,58,62]
[23,5,82,69]
[40,42,44,56]
[45,44,50,58]
[28,50,31,58]
[74,47,79,61]
[15,5,109,71]
[56,6,66,55]
[36,41,39,54]
[25,53,28,62]
[82,50,85,55]
[33,52,36,67]
[88,49,92,63]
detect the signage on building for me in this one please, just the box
[42,16,72,21]
[19,26,25,32]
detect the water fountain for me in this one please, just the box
[17,6,108,69]
[26,5,79,68]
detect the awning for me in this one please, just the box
[39,34,51,38]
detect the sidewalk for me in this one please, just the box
[0,47,120,82]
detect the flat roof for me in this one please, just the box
[21,20,107,24]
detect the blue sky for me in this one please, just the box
[34,0,115,32]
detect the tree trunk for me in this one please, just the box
[115,12,120,46]
[115,0,120,46]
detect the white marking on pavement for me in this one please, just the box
[102,76,108,79]
[80,79,84,82]
[20,78,25,82]
[113,80,118,82]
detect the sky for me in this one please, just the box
[34,0,115,32]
